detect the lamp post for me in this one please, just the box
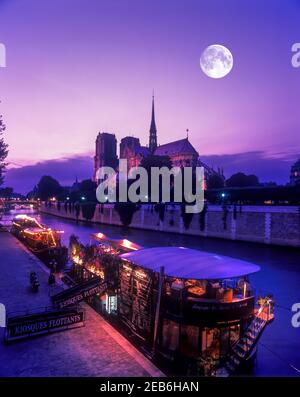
[152,266,164,356]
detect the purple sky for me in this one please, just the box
[1,0,300,193]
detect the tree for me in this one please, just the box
[115,202,139,226]
[226,172,259,188]
[26,185,39,200]
[81,202,97,221]
[0,114,8,187]
[206,173,225,189]
[181,204,193,230]
[78,179,97,202]
[67,179,97,202]
[79,179,96,192]
[0,187,13,199]
[37,175,62,201]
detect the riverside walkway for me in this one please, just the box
[0,230,162,377]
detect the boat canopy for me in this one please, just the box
[24,227,46,234]
[90,232,142,252]
[120,247,260,280]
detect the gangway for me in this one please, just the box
[216,298,274,376]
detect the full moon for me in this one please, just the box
[200,44,233,79]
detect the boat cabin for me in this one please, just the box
[119,247,265,370]
[69,236,274,375]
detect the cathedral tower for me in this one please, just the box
[149,95,157,153]
[94,132,118,183]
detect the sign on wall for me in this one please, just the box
[119,263,154,342]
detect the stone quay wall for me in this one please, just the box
[40,203,300,248]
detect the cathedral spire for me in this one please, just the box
[149,94,157,153]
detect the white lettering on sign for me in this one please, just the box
[0,43,6,68]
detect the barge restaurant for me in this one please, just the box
[69,234,274,376]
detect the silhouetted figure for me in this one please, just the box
[30,271,39,292]
[48,272,55,286]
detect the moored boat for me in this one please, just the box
[68,232,274,376]
[11,214,68,269]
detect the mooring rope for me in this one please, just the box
[258,341,300,374]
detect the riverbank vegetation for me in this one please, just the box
[0,114,8,187]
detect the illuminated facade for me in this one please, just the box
[94,132,118,182]
[93,96,223,182]
[120,136,150,169]
[119,96,199,169]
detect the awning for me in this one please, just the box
[120,247,260,280]
[91,232,142,252]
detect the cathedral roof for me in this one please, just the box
[154,138,199,157]
[136,146,150,157]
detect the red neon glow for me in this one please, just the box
[121,239,139,251]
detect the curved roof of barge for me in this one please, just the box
[119,247,260,280]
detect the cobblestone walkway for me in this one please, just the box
[0,231,162,377]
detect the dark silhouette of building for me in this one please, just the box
[94,132,118,182]
[94,95,222,183]
[290,159,300,185]
[119,95,199,169]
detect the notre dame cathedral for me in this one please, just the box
[93,96,222,182]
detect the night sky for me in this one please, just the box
[0,0,300,193]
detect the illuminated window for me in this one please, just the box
[180,325,199,358]
[202,328,220,360]
[162,319,179,351]
[229,324,240,345]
